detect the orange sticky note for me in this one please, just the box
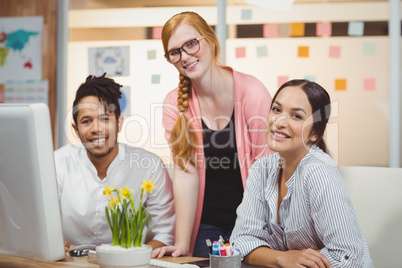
[290,23,305,37]
[298,46,309,57]
[316,22,332,37]
[152,27,163,40]
[277,76,289,88]
[335,79,347,91]
[235,47,246,58]
[329,46,341,58]
[263,24,279,38]
[363,78,376,91]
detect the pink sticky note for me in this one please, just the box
[235,47,246,58]
[316,22,332,37]
[363,78,376,91]
[152,27,163,40]
[263,24,279,38]
[277,76,289,88]
[329,46,341,58]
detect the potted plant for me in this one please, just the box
[96,179,156,268]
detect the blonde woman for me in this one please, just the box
[152,11,272,258]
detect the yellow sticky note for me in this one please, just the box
[298,46,309,57]
[290,23,305,37]
[335,79,347,91]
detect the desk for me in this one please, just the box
[0,253,265,267]
[0,253,205,267]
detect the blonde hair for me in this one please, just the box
[162,11,221,171]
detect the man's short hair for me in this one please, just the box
[72,73,122,125]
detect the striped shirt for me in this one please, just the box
[230,145,374,268]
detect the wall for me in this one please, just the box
[0,0,58,134]
[66,2,401,167]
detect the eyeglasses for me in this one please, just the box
[165,36,205,64]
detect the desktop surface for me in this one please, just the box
[0,252,266,267]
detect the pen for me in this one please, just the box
[212,242,219,255]
[206,239,212,254]
[225,243,232,256]
[219,244,226,256]
[219,235,224,244]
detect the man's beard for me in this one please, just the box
[86,145,115,158]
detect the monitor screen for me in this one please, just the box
[0,103,65,262]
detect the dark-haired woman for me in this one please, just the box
[230,79,374,267]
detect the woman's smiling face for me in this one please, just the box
[167,23,212,80]
[267,86,317,158]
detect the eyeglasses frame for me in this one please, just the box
[164,36,205,63]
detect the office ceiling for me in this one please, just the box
[70,0,387,9]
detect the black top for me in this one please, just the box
[200,112,244,229]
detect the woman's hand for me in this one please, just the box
[278,249,332,268]
[152,245,188,258]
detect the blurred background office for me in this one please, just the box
[0,0,400,168]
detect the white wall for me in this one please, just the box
[66,2,401,166]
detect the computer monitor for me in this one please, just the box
[0,103,65,262]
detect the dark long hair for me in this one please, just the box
[72,73,122,125]
[272,79,331,153]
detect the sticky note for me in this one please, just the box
[151,74,161,84]
[298,46,309,57]
[278,24,290,37]
[316,22,332,37]
[335,79,347,91]
[235,47,246,58]
[348,21,364,36]
[278,76,289,88]
[329,46,341,58]
[241,9,252,20]
[152,27,163,40]
[363,42,376,55]
[256,46,268,57]
[290,23,305,37]
[147,50,156,60]
[363,78,376,91]
[304,75,316,82]
[263,24,279,38]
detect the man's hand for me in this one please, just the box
[64,241,71,258]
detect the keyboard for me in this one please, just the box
[150,259,200,267]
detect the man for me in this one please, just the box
[55,74,175,250]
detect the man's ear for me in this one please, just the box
[72,122,79,137]
[117,116,124,132]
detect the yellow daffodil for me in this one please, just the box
[107,194,119,210]
[103,184,114,196]
[120,185,133,199]
[141,179,156,194]
[103,180,155,248]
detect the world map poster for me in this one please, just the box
[0,16,43,83]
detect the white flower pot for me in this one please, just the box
[96,244,152,268]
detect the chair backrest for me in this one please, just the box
[338,166,402,268]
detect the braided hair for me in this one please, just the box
[72,73,122,125]
[162,12,221,171]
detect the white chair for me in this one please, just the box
[338,166,402,268]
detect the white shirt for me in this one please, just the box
[230,146,374,268]
[54,143,175,246]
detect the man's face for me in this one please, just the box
[73,96,123,159]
